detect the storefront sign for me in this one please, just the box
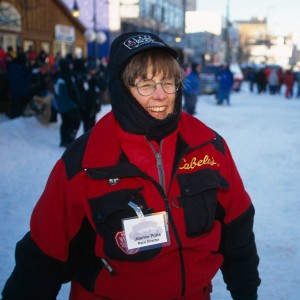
[55,25,75,42]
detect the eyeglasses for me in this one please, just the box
[130,78,181,96]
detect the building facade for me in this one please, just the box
[0,0,87,58]
[65,0,188,62]
[235,17,270,64]
[234,17,296,68]
[116,0,187,64]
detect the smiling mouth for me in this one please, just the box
[147,106,166,112]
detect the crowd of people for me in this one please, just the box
[182,62,300,115]
[0,44,107,147]
[1,42,297,149]
[246,65,300,98]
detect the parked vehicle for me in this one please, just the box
[199,64,244,95]
[199,65,220,95]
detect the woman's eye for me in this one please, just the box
[139,82,153,89]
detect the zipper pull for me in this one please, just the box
[101,258,116,275]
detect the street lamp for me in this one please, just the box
[72,0,107,59]
[175,36,182,43]
[72,0,79,18]
[225,0,231,64]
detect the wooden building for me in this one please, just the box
[0,0,87,57]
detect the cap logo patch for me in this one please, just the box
[124,34,165,50]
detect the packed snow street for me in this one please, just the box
[1,84,299,299]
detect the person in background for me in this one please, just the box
[268,70,279,95]
[0,45,7,113]
[247,68,257,92]
[276,68,284,94]
[283,69,294,99]
[216,64,234,105]
[81,61,106,132]
[5,48,32,118]
[97,57,109,104]
[255,68,267,94]
[183,62,201,115]
[6,46,16,62]
[36,49,48,66]
[0,45,7,73]
[72,57,88,123]
[26,51,41,97]
[28,62,56,125]
[25,45,37,62]
[2,32,260,300]
[53,58,82,147]
[295,71,300,98]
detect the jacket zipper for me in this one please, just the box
[147,139,189,297]
[147,137,217,298]
[148,140,166,192]
[166,136,218,298]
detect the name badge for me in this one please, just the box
[122,202,169,251]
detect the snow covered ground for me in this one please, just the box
[1,84,299,299]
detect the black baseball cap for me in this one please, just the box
[107,32,178,81]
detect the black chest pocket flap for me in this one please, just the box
[88,188,161,260]
[177,169,229,237]
[89,188,146,235]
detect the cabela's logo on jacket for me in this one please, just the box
[179,155,219,170]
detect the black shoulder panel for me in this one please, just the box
[211,130,225,155]
[61,131,91,180]
[172,134,189,177]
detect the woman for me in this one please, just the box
[2,32,260,300]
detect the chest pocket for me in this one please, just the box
[88,188,161,261]
[177,169,229,237]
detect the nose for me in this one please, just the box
[152,83,166,100]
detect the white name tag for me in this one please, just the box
[122,212,169,251]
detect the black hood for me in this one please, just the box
[107,31,182,140]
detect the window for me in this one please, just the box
[23,40,35,52]
[40,42,50,54]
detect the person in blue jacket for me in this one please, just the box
[183,62,201,115]
[216,64,234,105]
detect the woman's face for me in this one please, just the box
[129,70,176,120]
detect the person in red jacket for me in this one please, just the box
[2,32,260,300]
[283,69,295,98]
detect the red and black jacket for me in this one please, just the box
[2,112,260,300]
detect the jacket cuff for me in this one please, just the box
[231,293,258,300]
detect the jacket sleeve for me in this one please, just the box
[221,204,260,297]
[218,139,261,297]
[1,159,86,300]
[1,232,71,300]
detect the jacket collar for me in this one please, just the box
[82,111,216,169]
